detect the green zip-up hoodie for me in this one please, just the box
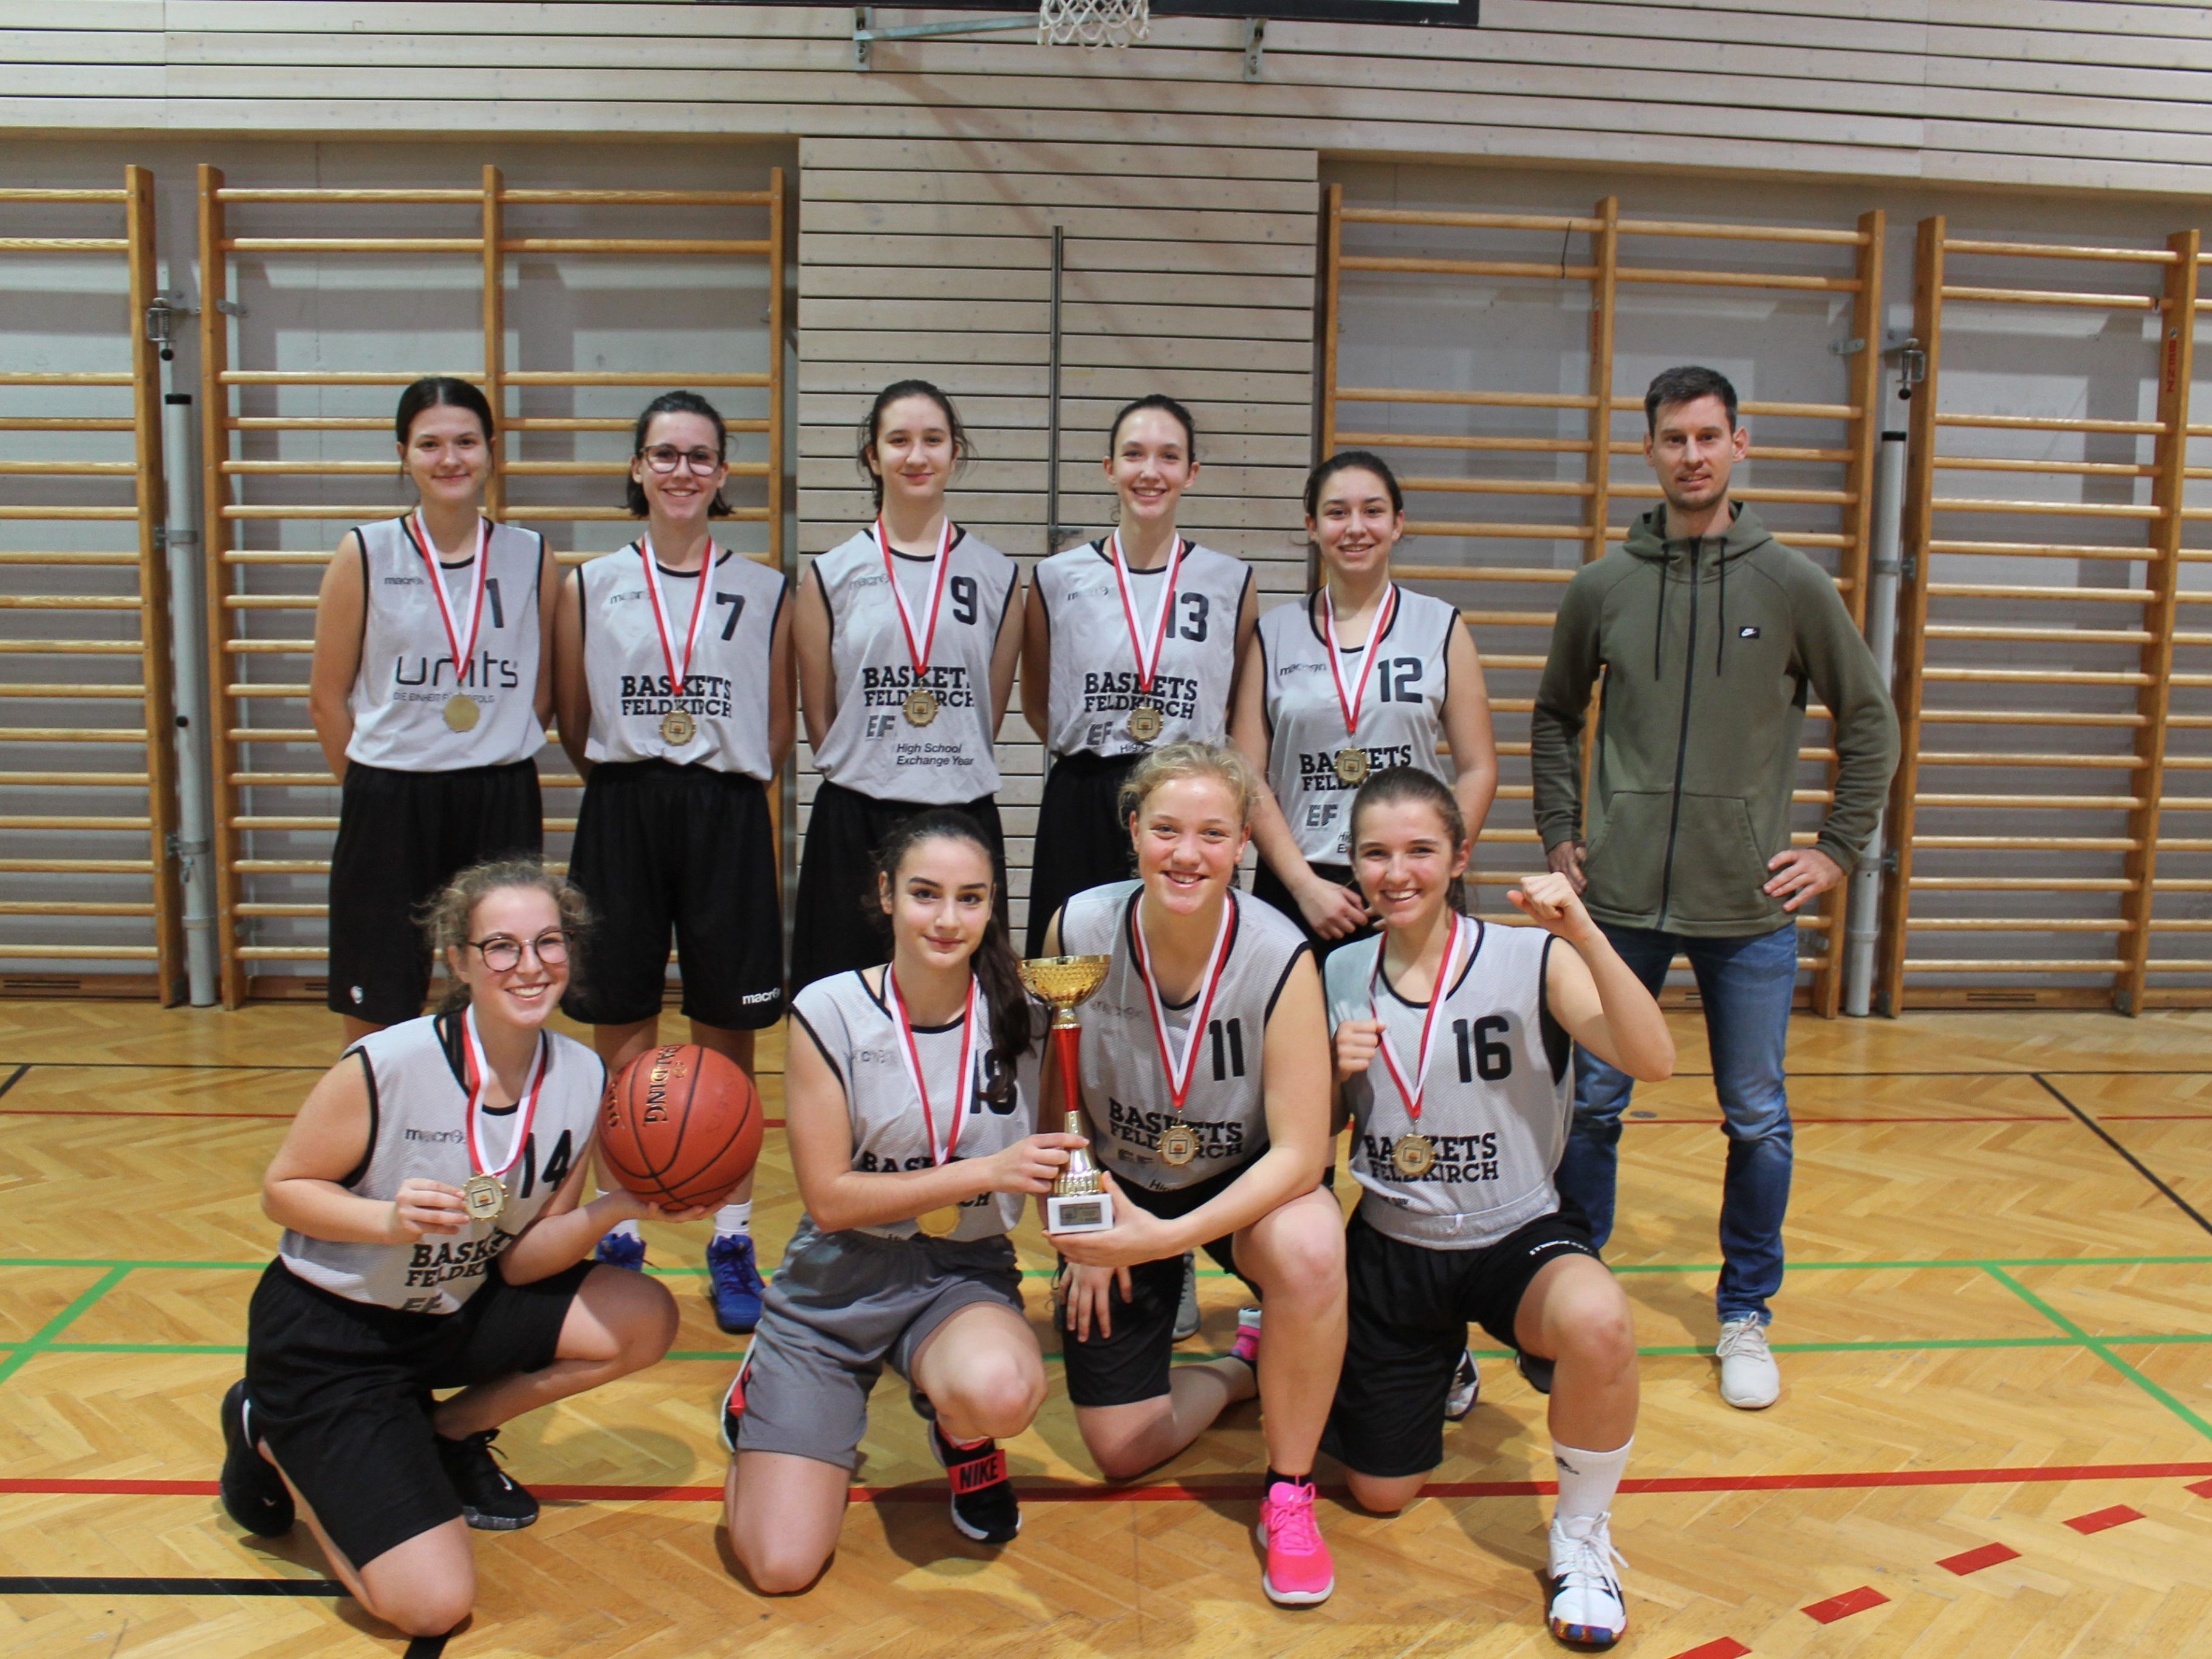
[1530,501,1899,939]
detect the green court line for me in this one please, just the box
[0,1267,131,1389]
[1982,1265,2212,1444]
[46,1342,248,1356]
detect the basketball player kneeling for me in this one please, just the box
[218,860,708,1641]
[1323,769,1674,1649]
[720,812,1083,1590]
[1044,742,1346,1609]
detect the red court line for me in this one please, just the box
[1803,1585,1888,1623]
[2064,1504,2143,1534]
[11,1460,2212,1507]
[1667,1642,1750,1659]
[2189,1478,2212,1499]
[1938,1542,2019,1575]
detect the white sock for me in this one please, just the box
[1552,1437,1631,1534]
[715,1200,752,1239]
[598,1191,642,1242]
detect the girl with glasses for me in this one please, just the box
[790,380,1024,993]
[219,858,705,1643]
[1019,394,1256,958]
[310,378,555,1048]
[553,390,793,1334]
[1231,451,1499,958]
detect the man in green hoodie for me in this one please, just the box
[1531,366,1898,1411]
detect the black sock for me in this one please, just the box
[1264,1466,1310,1494]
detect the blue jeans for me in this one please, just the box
[1556,920,1796,1325]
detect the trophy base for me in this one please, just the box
[1045,1191,1115,1234]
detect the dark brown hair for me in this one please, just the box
[628,390,733,518]
[1304,449,1403,518]
[872,810,1029,1101]
[1106,392,1197,463]
[395,376,495,448]
[1347,766,1470,917]
[857,379,970,510]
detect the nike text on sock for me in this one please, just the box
[715,1199,753,1236]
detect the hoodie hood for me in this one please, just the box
[1621,500,1778,679]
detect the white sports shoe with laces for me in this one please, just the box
[1547,1514,1628,1647]
[1716,1315,1780,1409]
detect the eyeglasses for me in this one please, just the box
[465,929,572,972]
[642,444,724,476]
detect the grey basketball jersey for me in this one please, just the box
[1324,922,1573,1249]
[1033,539,1252,758]
[1258,586,1463,864]
[346,515,547,771]
[790,968,1043,1242]
[1059,879,1309,1193]
[578,544,788,778]
[809,527,1018,803]
[278,1014,605,1313]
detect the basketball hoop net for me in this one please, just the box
[1038,0,1149,49]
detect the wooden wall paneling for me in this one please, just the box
[1880,219,2183,1010]
[199,169,783,1000]
[0,172,180,996]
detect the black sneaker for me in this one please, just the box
[435,1429,538,1531]
[219,1380,293,1537]
[1516,1349,1556,1396]
[929,1422,1019,1545]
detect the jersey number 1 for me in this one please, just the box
[1452,1016,1512,1083]
[1208,1016,1246,1081]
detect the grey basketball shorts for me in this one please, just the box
[733,1226,1026,1470]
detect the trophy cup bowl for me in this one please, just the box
[1019,954,1115,1234]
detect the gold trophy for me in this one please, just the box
[1019,953,1115,1234]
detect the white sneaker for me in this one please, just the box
[1547,1514,1628,1647]
[1716,1316,1779,1409]
[1172,1251,1200,1341]
[1444,1349,1481,1421]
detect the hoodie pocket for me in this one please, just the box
[1666,793,1780,926]
[1584,790,1671,915]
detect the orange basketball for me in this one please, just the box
[598,1044,763,1212]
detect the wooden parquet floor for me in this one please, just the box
[3,1004,2211,1658]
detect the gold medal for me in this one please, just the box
[443,694,481,733]
[903,686,940,727]
[1334,745,1371,787]
[1391,1132,1436,1180]
[460,1172,507,1222]
[660,708,696,745]
[1159,1122,1200,1167]
[914,1205,964,1239]
[1128,701,1164,744]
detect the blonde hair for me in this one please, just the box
[417,856,592,1014]
[1117,740,1261,830]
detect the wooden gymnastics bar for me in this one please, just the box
[0,171,183,997]
[1323,191,1881,1014]
[1878,218,2199,1013]
[198,166,786,1005]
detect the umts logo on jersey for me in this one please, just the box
[390,649,524,694]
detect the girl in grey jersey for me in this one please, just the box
[310,379,555,1042]
[553,391,795,1338]
[1019,394,1260,956]
[792,381,1026,991]
[1039,742,1346,1609]
[1233,451,1498,958]
[724,812,1082,1586]
[1323,768,1673,1649]
[225,860,704,1641]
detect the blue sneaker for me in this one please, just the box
[595,1231,645,1271]
[707,1233,765,1335]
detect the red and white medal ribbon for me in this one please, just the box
[637,534,714,702]
[1368,908,1464,1126]
[884,970,979,1166]
[460,1004,549,1191]
[1321,583,1400,742]
[1129,893,1236,1119]
[406,510,491,688]
[1108,531,1185,700]
[875,516,956,688]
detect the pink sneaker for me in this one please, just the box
[1230,1306,1262,1367]
[1255,1476,1334,1605]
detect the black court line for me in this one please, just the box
[0,1575,344,1596]
[2033,1074,2212,1240]
[0,1066,26,1102]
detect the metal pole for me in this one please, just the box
[160,349,219,1006]
[1046,225,1064,555]
[1843,368,1908,1018]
